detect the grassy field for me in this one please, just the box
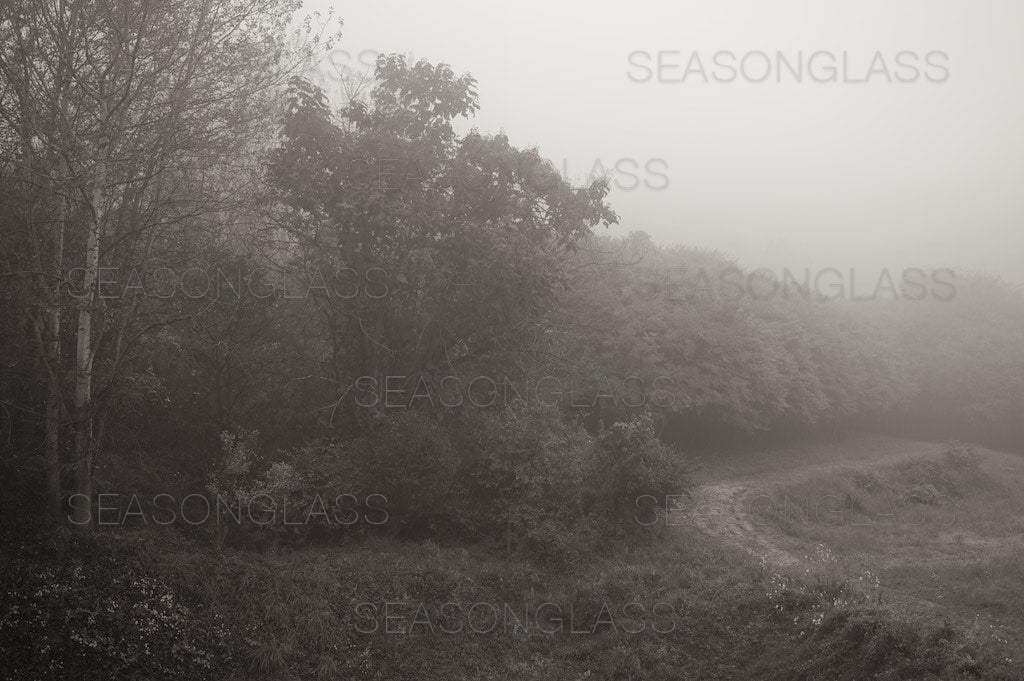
[692,433,949,483]
[749,441,1024,663]
[4,436,1023,680]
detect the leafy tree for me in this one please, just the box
[0,0,330,523]
[267,56,617,434]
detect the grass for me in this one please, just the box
[3,519,1021,680]
[3,438,1023,679]
[751,441,1024,664]
[693,433,944,483]
[753,442,1018,549]
[886,550,1024,622]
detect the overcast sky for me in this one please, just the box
[303,0,1024,283]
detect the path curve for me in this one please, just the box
[682,439,1024,616]
[687,480,798,567]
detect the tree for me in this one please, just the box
[267,56,617,432]
[0,0,331,524]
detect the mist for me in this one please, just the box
[308,0,1024,283]
[3,1,1024,678]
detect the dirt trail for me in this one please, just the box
[683,438,922,568]
[684,436,1024,578]
[681,437,1024,648]
[686,479,798,566]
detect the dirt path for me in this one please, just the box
[682,435,1024,569]
[685,480,798,566]
[682,435,931,568]
[680,436,1024,655]
[683,437,1024,612]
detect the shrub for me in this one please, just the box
[269,406,596,558]
[241,407,693,564]
[286,411,461,540]
[587,413,694,534]
[454,406,596,556]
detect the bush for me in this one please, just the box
[939,441,982,472]
[895,441,987,500]
[289,411,461,539]
[587,413,694,534]
[226,407,692,564]
[454,406,596,555]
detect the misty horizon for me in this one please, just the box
[301,0,1024,285]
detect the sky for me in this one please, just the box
[300,0,1024,283]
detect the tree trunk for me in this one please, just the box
[71,101,109,529]
[44,204,64,520]
[71,198,100,528]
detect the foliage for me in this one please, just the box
[264,407,688,565]
[0,536,231,681]
[588,413,694,533]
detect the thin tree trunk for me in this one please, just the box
[44,198,65,519]
[71,201,100,528]
[71,97,109,529]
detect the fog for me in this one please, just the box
[5,1,1024,676]
[307,0,1024,283]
